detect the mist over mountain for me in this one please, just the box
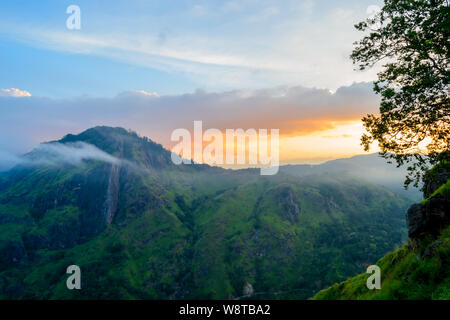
[0,127,413,299]
[282,154,422,201]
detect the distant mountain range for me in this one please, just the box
[281,154,422,202]
[0,126,414,299]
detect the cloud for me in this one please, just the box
[0,82,379,159]
[0,0,381,91]
[117,90,159,98]
[32,142,120,166]
[0,150,23,171]
[0,142,120,171]
[0,88,31,97]
[132,90,159,97]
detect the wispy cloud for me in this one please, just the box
[118,90,159,98]
[0,142,120,171]
[0,88,31,97]
[32,142,120,166]
[0,0,381,91]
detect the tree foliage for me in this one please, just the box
[352,0,450,187]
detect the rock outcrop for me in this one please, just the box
[423,162,449,198]
[277,187,300,223]
[407,195,450,239]
[406,162,449,242]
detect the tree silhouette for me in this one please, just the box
[352,0,449,187]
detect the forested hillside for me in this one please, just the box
[0,127,412,299]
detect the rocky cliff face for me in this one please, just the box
[407,196,449,239]
[407,162,449,245]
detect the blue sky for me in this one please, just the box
[0,0,388,166]
[0,0,382,98]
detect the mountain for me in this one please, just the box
[0,126,413,299]
[313,163,449,300]
[312,225,449,300]
[281,154,422,201]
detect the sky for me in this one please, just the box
[0,0,385,166]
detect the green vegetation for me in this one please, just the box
[312,226,450,300]
[425,179,450,202]
[0,127,413,299]
[313,171,450,300]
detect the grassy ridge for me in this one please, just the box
[312,226,449,300]
[313,181,450,300]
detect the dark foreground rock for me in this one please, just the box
[407,161,449,242]
[407,195,450,239]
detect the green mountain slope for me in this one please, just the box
[0,127,413,299]
[188,174,409,299]
[313,173,450,300]
[312,226,449,300]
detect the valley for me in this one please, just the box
[0,127,413,299]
